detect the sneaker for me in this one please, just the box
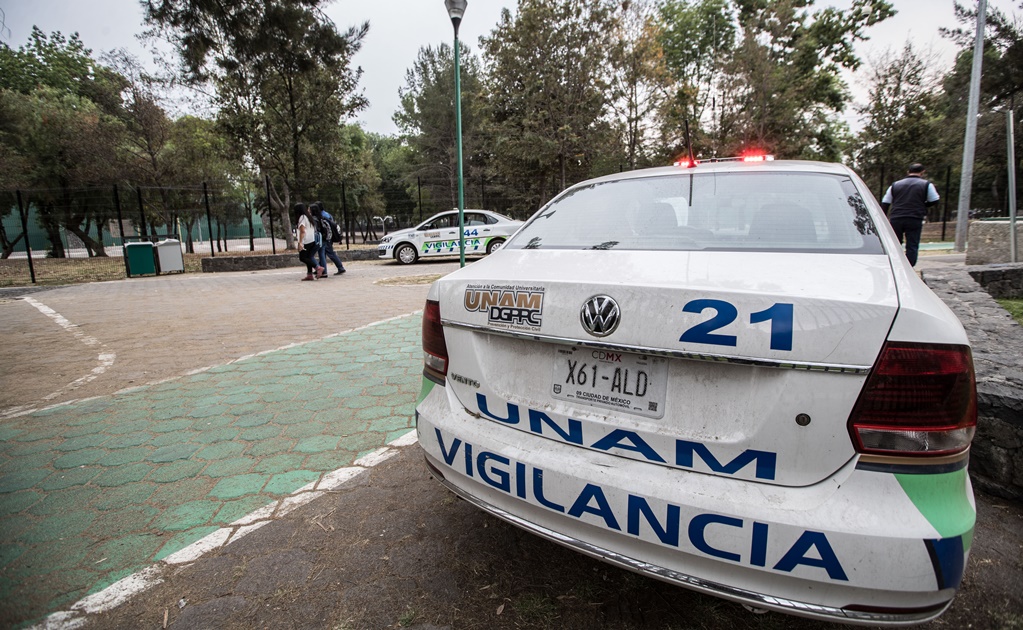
[334,268,346,275]
[318,273,330,279]
[301,274,315,281]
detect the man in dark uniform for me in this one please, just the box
[881,163,940,266]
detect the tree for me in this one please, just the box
[163,116,239,253]
[0,29,127,257]
[395,43,487,213]
[852,43,948,195]
[939,1,1023,213]
[103,49,180,236]
[715,0,894,159]
[481,0,621,212]
[604,0,667,170]
[143,0,369,249]
[654,0,735,158]
[369,133,419,225]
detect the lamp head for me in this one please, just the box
[445,0,467,32]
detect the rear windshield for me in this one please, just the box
[504,172,883,254]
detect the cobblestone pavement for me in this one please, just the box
[0,260,458,627]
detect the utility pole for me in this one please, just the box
[954,0,987,252]
[1008,110,1018,262]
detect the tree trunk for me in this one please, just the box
[1,232,25,259]
[184,217,196,253]
[65,226,109,257]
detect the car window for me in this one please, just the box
[484,214,499,225]
[504,172,884,254]
[465,213,488,226]
[423,214,456,230]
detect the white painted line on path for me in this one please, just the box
[31,430,420,630]
[0,298,117,418]
[1,309,423,420]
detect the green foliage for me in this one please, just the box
[144,0,370,248]
[851,43,949,184]
[936,1,1023,214]
[395,42,486,214]
[716,0,894,159]
[481,0,621,215]
[655,0,735,154]
[997,299,1023,326]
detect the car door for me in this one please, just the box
[421,213,459,258]
[463,213,489,254]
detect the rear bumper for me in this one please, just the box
[425,457,952,625]
[416,381,974,626]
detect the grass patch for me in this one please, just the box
[397,606,418,627]
[512,593,559,625]
[0,253,204,287]
[997,299,1023,325]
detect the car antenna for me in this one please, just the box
[684,120,697,168]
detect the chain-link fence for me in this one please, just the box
[0,179,408,287]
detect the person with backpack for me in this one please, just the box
[295,203,323,281]
[314,201,346,277]
[881,163,940,267]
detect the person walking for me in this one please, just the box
[314,202,346,277]
[881,163,940,267]
[295,203,323,281]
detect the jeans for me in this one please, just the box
[319,240,345,272]
[889,217,923,266]
[299,242,320,273]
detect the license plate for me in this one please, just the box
[551,347,667,419]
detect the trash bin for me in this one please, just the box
[154,239,184,274]
[125,242,156,277]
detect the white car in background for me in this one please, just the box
[415,158,977,625]
[378,209,523,265]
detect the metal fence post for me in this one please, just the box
[15,190,36,284]
[265,174,276,255]
[247,204,254,252]
[113,184,129,277]
[136,185,148,240]
[341,180,349,250]
[203,182,215,257]
[942,165,952,241]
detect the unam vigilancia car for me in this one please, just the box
[378,209,523,264]
[415,157,977,625]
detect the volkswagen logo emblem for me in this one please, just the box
[580,295,620,337]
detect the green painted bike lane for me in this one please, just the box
[0,314,422,627]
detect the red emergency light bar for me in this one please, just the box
[673,155,775,167]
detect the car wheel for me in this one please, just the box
[486,239,505,255]
[396,243,419,265]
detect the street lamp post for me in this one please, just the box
[445,0,467,267]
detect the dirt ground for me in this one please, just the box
[89,446,1023,630]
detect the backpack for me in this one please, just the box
[317,212,333,245]
[323,211,343,244]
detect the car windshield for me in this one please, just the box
[504,172,884,254]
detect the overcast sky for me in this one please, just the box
[0,0,1019,136]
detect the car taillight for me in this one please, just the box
[422,299,448,377]
[848,342,976,456]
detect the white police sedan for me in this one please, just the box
[378,209,523,265]
[416,158,977,625]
